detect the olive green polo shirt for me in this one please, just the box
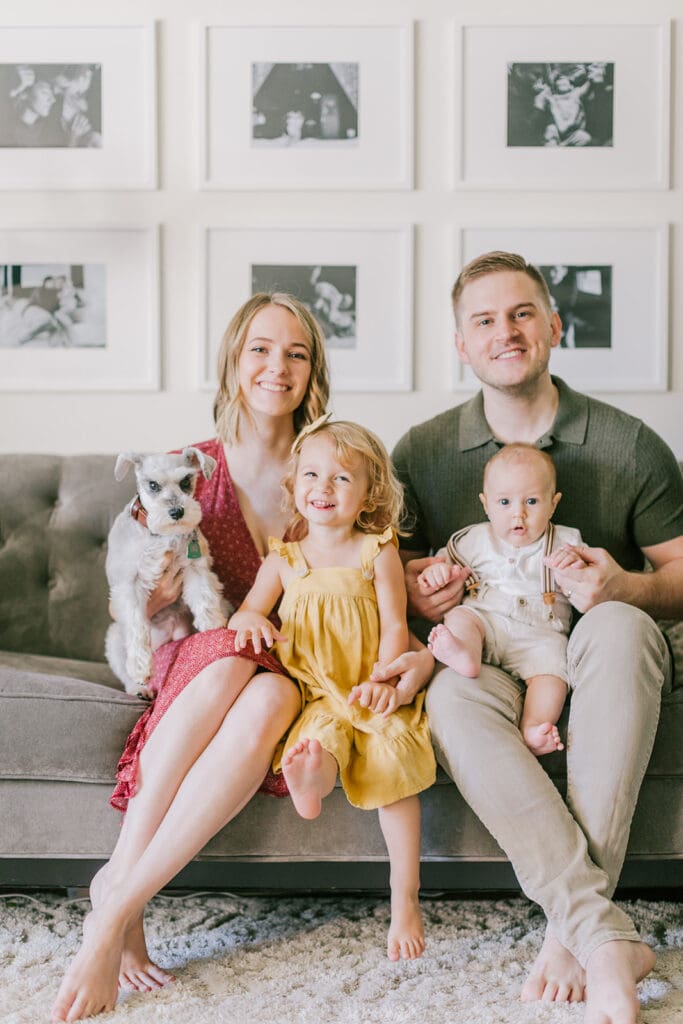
[392,377,683,573]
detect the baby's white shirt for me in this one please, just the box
[438,522,583,598]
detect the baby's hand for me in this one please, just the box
[228,611,286,654]
[544,544,590,572]
[418,562,453,593]
[348,681,401,718]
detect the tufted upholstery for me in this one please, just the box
[0,452,681,890]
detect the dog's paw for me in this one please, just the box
[124,681,154,701]
[195,611,228,632]
[126,649,154,686]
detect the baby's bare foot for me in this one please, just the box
[521,932,585,1002]
[50,907,124,1021]
[585,939,655,1024]
[282,738,325,819]
[523,721,564,756]
[387,892,425,962]
[427,624,480,677]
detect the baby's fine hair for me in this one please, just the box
[483,443,557,492]
[283,418,407,539]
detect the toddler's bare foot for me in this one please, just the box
[90,865,174,992]
[50,906,124,1021]
[282,738,325,819]
[521,932,585,1002]
[523,721,564,756]
[387,892,425,962]
[427,624,480,677]
[584,939,655,1024]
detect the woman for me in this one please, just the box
[51,293,432,1023]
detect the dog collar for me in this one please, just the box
[130,495,149,529]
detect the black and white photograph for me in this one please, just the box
[457,226,668,392]
[507,62,613,148]
[0,263,106,348]
[251,63,358,147]
[539,264,612,348]
[458,23,669,189]
[0,63,102,148]
[251,263,357,349]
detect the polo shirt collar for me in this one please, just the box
[458,376,588,452]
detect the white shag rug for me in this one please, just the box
[1,892,682,1023]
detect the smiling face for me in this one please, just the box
[237,304,312,424]
[455,270,561,397]
[293,433,369,532]
[480,452,561,548]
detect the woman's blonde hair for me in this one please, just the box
[213,292,330,444]
[283,418,407,539]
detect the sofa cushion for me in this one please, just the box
[0,651,144,783]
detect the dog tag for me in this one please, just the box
[187,531,201,559]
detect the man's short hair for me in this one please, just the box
[451,251,553,326]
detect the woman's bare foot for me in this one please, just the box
[522,721,564,756]
[90,864,174,992]
[387,891,425,962]
[282,738,325,819]
[521,932,585,1002]
[427,624,480,677]
[584,939,655,1024]
[50,906,125,1022]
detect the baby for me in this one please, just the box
[420,443,584,756]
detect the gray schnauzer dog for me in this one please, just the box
[105,446,230,699]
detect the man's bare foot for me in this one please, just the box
[585,939,655,1024]
[50,906,125,1022]
[521,932,585,1002]
[522,721,564,756]
[282,738,325,819]
[427,624,480,677]
[90,865,174,992]
[387,892,425,962]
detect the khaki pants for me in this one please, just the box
[426,601,672,965]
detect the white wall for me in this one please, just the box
[1,0,681,457]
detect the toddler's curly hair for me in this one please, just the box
[283,419,407,540]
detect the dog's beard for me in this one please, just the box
[145,500,203,536]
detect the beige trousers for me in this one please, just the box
[426,601,672,965]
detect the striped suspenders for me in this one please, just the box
[446,523,558,603]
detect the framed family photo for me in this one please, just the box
[452,226,669,392]
[455,21,670,189]
[0,227,159,390]
[202,226,413,391]
[0,23,156,189]
[200,23,413,189]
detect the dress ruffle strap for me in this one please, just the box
[268,537,309,577]
[360,526,397,580]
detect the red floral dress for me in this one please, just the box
[110,438,289,811]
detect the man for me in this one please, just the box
[392,251,683,1024]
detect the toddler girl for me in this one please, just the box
[229,416,436,962]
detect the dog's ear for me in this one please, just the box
[114,452,142,482]
[183,446,217,481]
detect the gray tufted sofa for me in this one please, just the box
[1,452,682,893]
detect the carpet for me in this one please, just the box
[1,892,682,1023]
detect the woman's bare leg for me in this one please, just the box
[51,670,299,1022]
[92,656,258,991]
[378,795,425,962]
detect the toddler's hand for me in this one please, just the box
[348,681,400,718]
[228,611,286,654]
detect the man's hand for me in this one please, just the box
[228,611,286,654]
[369,646,435,707]
[405,556,470,622]
[545,543,624,613]
[348,681,401,718]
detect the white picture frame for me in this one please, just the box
[455,21,670,190]
[0,226,159,391]
[200,22,413,190]
[0,23,157,189]
[451,226,669,393]
[202,226,413,392]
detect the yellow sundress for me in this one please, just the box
[270,528,436,810]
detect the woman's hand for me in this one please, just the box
[348,681,401,718]
[145,552,183,620]
[228,610,286,654]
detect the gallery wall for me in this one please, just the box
[0,0,681,457]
